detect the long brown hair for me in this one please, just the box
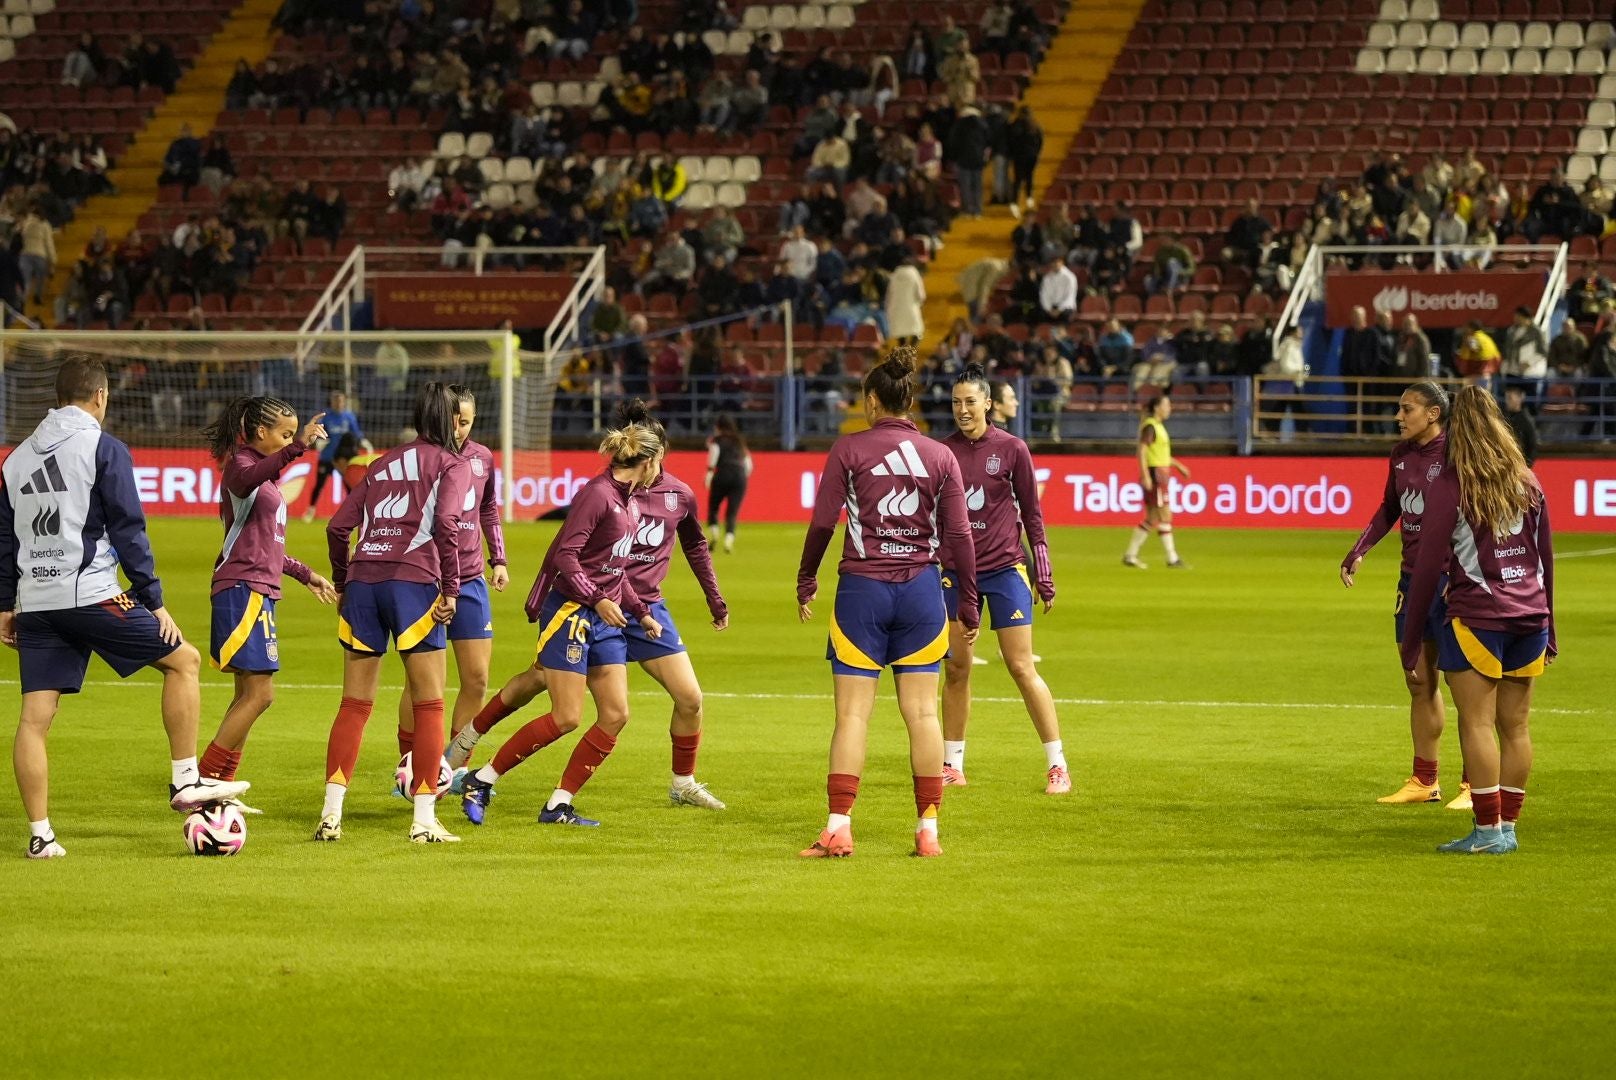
[1447,385,1539,538]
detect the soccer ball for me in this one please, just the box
[394,752,454,800]
[183,802,247,857]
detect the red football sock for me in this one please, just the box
[828,772,860,815]
[324,697,372,786]
[1471,786,1502,827]
[200,741,241,782]
[1501,787,1526,823]
[559,723,618,794]
[1412,756,1438,786]
[471,691,519,735]
[490,714,564,775]
[913,774,943,819]
[410,699,445,796]
[397,726,414,758]
[671,732,700,776]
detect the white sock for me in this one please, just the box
[1043,740,1067,770]
[171,757,199,788]
[546,788,574,811]
[672,772,695,787]
[1125,526,1149,557]
[322,782,346,820]
[826,812,851,832]
[917,814,938,835]
[1159,528,1179,562]
[475,763,501,785]
[29,818,52,840]
[412,792,436,828]
[944,740,966,770]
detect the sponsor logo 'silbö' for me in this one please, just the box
[1372,284,1500,315]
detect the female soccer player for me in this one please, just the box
[797,345,979,858]
[199,397,338,807]
[453,404,730,820]
[939,367,1069,794]
[1122,392,1191,569]
[705,413,751,553]
[454,417,665,826]
[1340,381,1471,809]
[1398,386,1554,855]
[315,382,471,845]
[395,386,507,778]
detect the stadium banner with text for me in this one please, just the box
[370,273,574,329]
[41,450,1616,533]
[1324,272,1545,328]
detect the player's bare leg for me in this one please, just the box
[1494,675,1534,851]
[999,625,1069,793]
[458,665,571,825]
[1381,640,1450,805]
[16,690,65,857]
[201,671,275,812]
[800,674,875,857]
[940,619,973,785]
[896,671,945,856]
[641,652,725,809]
[1439,669,1507,854]
[540,665,630,826]
[447,663,547,769]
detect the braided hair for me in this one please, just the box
[203,396,296,463]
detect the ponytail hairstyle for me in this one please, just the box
[1446,385,1539,539]
[413,381,459,448]
[1140,391,1169,417]
[1405,380,1450,426]
[203,395,296,463]
[952,362,992,400]
[862,343,920,415]
[600,399,666,474]
[614,398,667,446]
[448,383,476,411]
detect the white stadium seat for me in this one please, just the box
[1489,23,1521,49]
[1574,49,1607,76]
[1458,23,1490,49]
[677,156,705,182]
[1566,154,1596,185]
[1553,23,1584,49]
[478,158,505,184]
[1408,0,1438,20]
[503,157,534,184]
[1587,23,1613,50]
[742,7,769,31]
[556,82,584,107]
[1396,23,1427,49]
[0,39,17,61]
[1588,101,1616,129]
[529,82,555,107]
[514,182,539,209]
[436,132,466,159]
[1427,22,1458,50]
[702,30,728,55]
[1,0,24,14]
[465,132,494,159]
[726,30,753,54]
[1601,155,1616,182]
[30,0,56,13]
[732,155,762,183]
[1415,48,1447,75]
[1355,50,1386,75]
[826,5,854,30]
[682,182,715,210]
[1377,0,1407,20]
[8,11,32,33]
[715,182,747,208]
[1446,48,1478,77]
[1543,47,1574,76]
[703,156,733,182]
[1510,48,1542,76]
[598,55,622,81]
[1576,129,1609,157]
[1478,47,1511,75]
[1598,74,1616,100]
[1365,23,1396,49]
[1521,22,1552,50]
[770,5,797,30]
[796,5,825,30]
[483,183,514,210]
[1384,48,1417,74]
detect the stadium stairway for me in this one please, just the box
[918,0,1143,354]
[43,0,281,306]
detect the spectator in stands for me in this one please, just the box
[776,225,818,293]
[808,131,852,186]
[1502,307,1549,396]
[618,312,651,398]
[637,231,696,299]
[698,71,734,132]
[62,34,102,89]
[1394,200,1431,251]
[1455,320,1502,388]
[1005,105,1042,218]
[945,105,990,218]
[1431,205,1467,268]
[1096,318,1133,376]
[980,1,1015,55]
[199,135,235,197]
[1548,319,1589,377]
[1501,385,1539,466]
[1222,198,1271,268]
[17,204,54,308]
[1581,177,1613,235]
[697,254,738,318]
[1037,257,1077,325]
[932,15,968,58]
[1341,305,1393,381]
[1207,323,1238,377]
[885,258,926,346]
[939,42,980,110]
[1395,314,1431,381]
[159,124,203,200]
[1089,243,1127,297]
[959,256,1008,322]
[1567,261,1612,323]
[310,185,347,244]
[700,206,743,266]
[1261,325,1308,434]
[1109,201,1142,262]
[277,178,320,242]
[730,69,769,135]
[1147,233,1195,297]
[901,26,934,81]
[1525,167,1582,242]
[1174,312,1214,377]
[1010,209,1044,269]
[652,331,688,414]
[549,2,598,61]
[650,158,688,207]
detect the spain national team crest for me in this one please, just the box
[566,643,583,665]
[1427,464,1441,481]
[985,454,1001,476]
[471,457,484,476]
[664,492,679,512]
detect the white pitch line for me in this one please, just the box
[1558,546,1616,560]
[0,681,1597,716]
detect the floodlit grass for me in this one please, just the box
[1,518,1612,1077]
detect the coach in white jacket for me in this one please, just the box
[0,357,247,859]
[885,258,927,345]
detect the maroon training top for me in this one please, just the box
[1343,432,1448,576]
[211,441,314,598]
[523,468,650,622]
[327,440,470,597]
[941,424,1053,600]
[453,438,507,582]
[626,469,727,621]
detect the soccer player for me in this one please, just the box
[705,413,751,553]
[315,382,471,844]
[396,385,507,774]
[0,357,249,859]
[939,366,1069,794]
[1122,392,1191,569]
[797,345,979,858]
[200,397,339,807]
[1340,382,1471,809]
[1398,386,1554,855]
[454,416,666,826]
[453,402,730,817]
[301,389,369,522]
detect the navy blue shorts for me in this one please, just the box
[1439,618,1549,679]
[826,568,949,678]
[338,580,446,656]
[210,584,279,673]
[624,600,685,663]
[1394,571,1448,644]
[17,595,180,694]
[534,590,627,674]
[942,564,1034,630]
[448,577,494,642]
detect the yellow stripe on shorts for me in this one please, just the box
[535,601,582,657]
[828,613,881,670]
[214,591,265,671]
[893,621,950,667]
[337,616,378,654]
[396,596,444,652]
[1452,619,1504,680]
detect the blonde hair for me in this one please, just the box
[599,423,663,469]
[1447,385,1539,538]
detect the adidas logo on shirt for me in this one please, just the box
[870,440,930,478]
[17,455,69,496]
[1395,461,1406,470]
[375,447,422,482]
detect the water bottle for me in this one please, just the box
[1428,352,1441,377]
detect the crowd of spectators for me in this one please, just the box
[58,32,183,96]
[1,124,120,314]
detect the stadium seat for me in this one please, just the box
[1521,22,1552,50]
[1478,47,1511,74]
[7,11,29,33]
[1459,23,1490,48]
[682,182,715,210]
[1397,24,1427,49]
[1543,48,1574,75]
[1574,49,1607,75]
[1553,23,1584,49]
[701,29,727,55]
[1355,51,1386,74]
[465,132,494,159]
[732,156,762,183]
[1365,24,1395,49]
[826,5,854,30]
[1384,48,1416,74]
[1601,156,1616,182]
[796,5,825,30]
[1416,48,1447,75]
[478,158,504,184]
[677,156,704,182]
[503,156,534,184]
[1490,23,1521,49]
[1567,154,1597,184]
[1589,101,1616,128]
[1589,23,1614,49]
[1577,130,1609,156]
[1447,48,1478,75]
[1428,22,1458,49]
[741,7,769,30]
[726,30,752,54]
[1511,48,1541,75]
[31,0,54,13]
[527,81,555,107]
[435,132,465,158]
[769,5,797,30]
[1378,0,1407,19]
[715,182,746,208]
[1408,0,1438,18]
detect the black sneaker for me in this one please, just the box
[537,803,600,827]
[460,773,495,825]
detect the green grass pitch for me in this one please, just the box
[0,517,1612,1077]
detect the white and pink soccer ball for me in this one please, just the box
[183,802,247,856]
[394,752,454,800]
